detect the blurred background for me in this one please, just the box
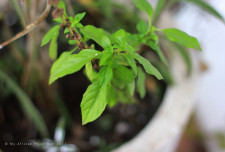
[0,0,225,152]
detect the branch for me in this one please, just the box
[0,0,52,49]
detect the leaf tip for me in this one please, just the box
[41,41,46,47]
[157,75,164,80]
[48,77,54,85]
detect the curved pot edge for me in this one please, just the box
[112,52,201,152]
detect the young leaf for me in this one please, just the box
[68,40,76,45]
[162,28,202,50]
[71,12,86,27]
[49,49,101,84]
[41,25,60,46]
[53,17,63,23]
[134,53,163,80]
[124,54,137,76]
[81,25,111,49]
[99,65,113,87]
[126,81,135,96]
[99,51,112,66]
[137,67,146,98]
[132,0,153,17]
[111,54,128,67]
[81,81,108,125]
[57,1,67,15]
[111,29,125,43]
[108,84,117,108]
[85,61,97,82]
[148,41,168,66]
[64,28,70,34]
[137,20,148,34]
[149,29,159,42]
[49,34,58,60]
[76,23,83,28]
[114,65,135,84]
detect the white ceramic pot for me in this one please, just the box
[112,49,201,152]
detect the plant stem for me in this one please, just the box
[0,0,52,49]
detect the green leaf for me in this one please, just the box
[41,25,60,46]
[68,40,76,45]
[58,1,67,15]
[112,77,125,89]
[114,65,135,84]
[81,64,113,125]
[137,67,146,98]
[126,81,135,96]
[148,41,168,66]
[75,12,86,21]
[125,44,135,53]
[108,84,117,107]
[132,0,153,17]
[162,28,202,50]
[99,51,113,66]
[76,23,83,28]
[81,25,111,49]
[49,49,101,84]
[85,61,97,82]
[137,20,148,34]
[71,12,86,27]
[182,0,225,23]
[111,29,125,43]
[99,65,113,87]
[64,28,70,34]
[124,54,137,76]
[111,54,128,67]
[53,17,63,23]
[149,28,159,42]
[49,34,58,60]
[134,53,163,80]
[81,81,108,125]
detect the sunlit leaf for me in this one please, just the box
[81,25,111,49]
[162,28,201,50]
[132,0,153,17]
[49,49,101,84]
[137,20,148,34]
[41,25,60,46]
[81,82,108,125]
[49,33,58,60]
